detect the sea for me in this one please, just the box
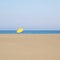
[0,30,60,34]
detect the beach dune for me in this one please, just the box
[0,34,60,60]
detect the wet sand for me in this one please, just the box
[0,34,60,60]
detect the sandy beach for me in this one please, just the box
[0,34,60,60]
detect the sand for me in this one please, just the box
[0,34,60,60]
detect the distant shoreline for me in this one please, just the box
[0,30,60,34]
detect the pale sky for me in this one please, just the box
[0,0,60,30]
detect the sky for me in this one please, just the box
[0,0,60,30]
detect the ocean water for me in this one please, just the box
[0,30,60,34]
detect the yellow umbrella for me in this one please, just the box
[17,28,23,33]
